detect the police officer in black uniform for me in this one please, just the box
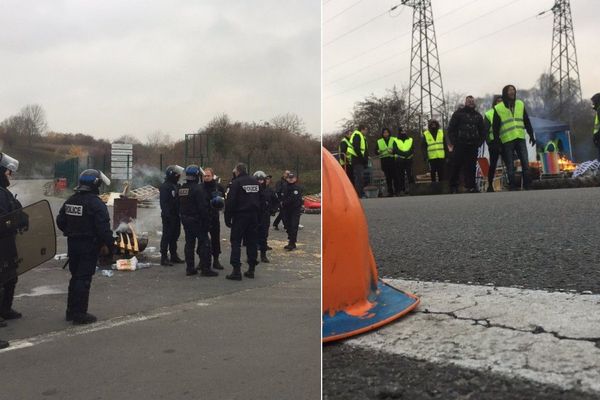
[280,172,303,251]
[224,163,260,280]
[202,167,226,270]
[272,170,290,230]
[178,165,217,277]
[254,170,278,263]
[0,152,23,348]
[56,169,114,325]
[159,165,184,266]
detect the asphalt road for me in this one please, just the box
[1,181,321,400]
[323,188,600,400]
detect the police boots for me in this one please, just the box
[226,266,242,281]
[212,257,224,270]
[170,253,185,264]
[200,266,219,277]
[284,242,297,251]
[243,264,256,279]
[260,251,270,263]
[161,253,174,266]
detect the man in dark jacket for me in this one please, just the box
[492,84,536,190]
[0,152,22,347]
[179,165,217,277]
[448,95,487,193]
[280,172,303,251]
[224,163,260,280]
[272,170,289,230]
[254,171,278,263]
[159,165,184,266]
[57,169,114,325]
[202,167,225,270]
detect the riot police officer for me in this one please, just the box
[254,170,278,263]
[280,172,303,251]
[202,167,225,270]
[159,165,184,266]
[0,152,22,348]
[56,169,114,325]
[224,163,260,280]
[178,165,217,277]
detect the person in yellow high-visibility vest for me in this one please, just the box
[392,126,415,195]
[483,95,504,192]
[421,119,447,182]
[492,84,536,190]
[349,124,369,197]
[592,93,600,160]
[376,127,398,196]
[338,129,353,183]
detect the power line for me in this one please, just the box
[323,4,400,47]
[325,0,517,86]
[323,0,482,72]
[325,8,552,100]
[324,0,366,24]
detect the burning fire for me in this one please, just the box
[558,155,577,172]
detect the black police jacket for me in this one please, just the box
[56,191,114,248]
[260,185,279,215]
[281,183,303,211]
[178,181,210,228]
[0,187,24,237]
[159,180,180,219]
[224,173,260,224]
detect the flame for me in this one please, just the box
[558,155,577,172]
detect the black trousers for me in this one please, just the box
[230,212,258,268]
[282,209,301,244]
[258,212,271,252]
[0,277,17,314]
[353,163,365,196]
[160,216,181,257]
[273,210,285,229]
[67,239,98,315]
[343,163,353,183]
[429,159,445,182]
[397,159,415,192]
[208,216,221,258]
[450,144,479,190]
[183,222,211,271]
[380,158,398,195]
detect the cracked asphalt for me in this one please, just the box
[324,188,600,399]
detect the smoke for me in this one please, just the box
[132,164,164,188]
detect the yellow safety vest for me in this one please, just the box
[338,137,352,166]
[348,130,366,157]
[376,137,395,158]
[485,109,495,142]
[594,113,599,135]
[494,100,526,144]
[395,137,414,160]
[423,129,445,160]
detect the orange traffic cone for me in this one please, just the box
[322,147,420,343]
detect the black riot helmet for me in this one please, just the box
[185,164,204,182]
[76,169,111,194]
[210,192,225,210]
[165,165,184,182]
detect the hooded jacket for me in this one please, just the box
[491,85,534,143]
[447,106,486,146]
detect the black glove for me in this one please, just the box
[529,136,536,146]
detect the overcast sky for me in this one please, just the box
[323,0,600,133]
[0,0,320,140]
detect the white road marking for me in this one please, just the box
[347,279,600,394]
[14,285,68,298]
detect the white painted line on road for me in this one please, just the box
[347,279,600,394]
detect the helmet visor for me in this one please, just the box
[99,171,111,187]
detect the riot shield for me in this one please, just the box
[0,200,56,285]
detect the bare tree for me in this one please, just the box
[114,135,141,144]
[146,130,172,149]
[19,104,48,145]
[270,113,306,136]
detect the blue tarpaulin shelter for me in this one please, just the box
[530,117,572,160]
